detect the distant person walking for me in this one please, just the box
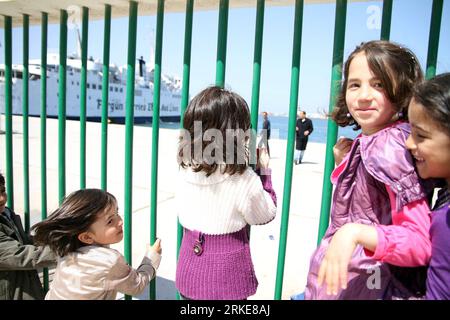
[258,112,271,156]
[295,111,314,164]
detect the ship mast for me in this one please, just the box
[76,26,82,58]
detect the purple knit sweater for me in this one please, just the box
[176,170,277,300]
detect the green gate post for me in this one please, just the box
[426,0,443,79]
[274,0,304,300]
[58,10,68,203]
[23,14,30,232]
[4,16,13,210]
[317,0,347,244]
[176,0,194,300]
[380,0,393,40]
[101,4,112,191]
[249,0,266,168]
[215,0,229,88]
[124,1,138,300]
[80,7,89,189]
[41,12,49,292]
[149,0,165,300]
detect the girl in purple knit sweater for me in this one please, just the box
[175,86,277,300]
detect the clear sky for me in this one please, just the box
[2,0,450,116]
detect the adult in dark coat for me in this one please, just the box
[0,173,56,300]
[258,111,271,156]
[295,111,314,164]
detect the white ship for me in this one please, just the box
[0,53,182,124]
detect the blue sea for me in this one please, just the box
[142,115,360,144]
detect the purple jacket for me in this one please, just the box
[306,122,429,300]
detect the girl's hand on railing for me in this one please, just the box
[333,136,353,166]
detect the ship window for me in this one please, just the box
[120,88,123,93]
[77,94,79,99]
[77,81,79,86]
[93,84,97,90]
[72,81,74,85]
[110,86,113,92]
[115,87,118,92]
[87,83,90,88]
[99,84,102,90]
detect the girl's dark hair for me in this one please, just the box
[412,72,450,136]
[178,86,251,176]
[31,189,117,257]
[332,40,424,130]
[0,173,4,187]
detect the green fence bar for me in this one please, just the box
[58,10,68,204]
[4,16,13,210]
[249,0,265,168]
[177,0,194,295]
[124,0,138,300]
[150,0,165,300]
[274,0,304,300]
[40,12,48,223]
[101,4,111,191]
[380,0,393,40]
[215,0,229,88]
[22,14,30,232]
[80,7,89,189]
[317,0,347,244]
[426,0,443,79]
[41,12,49,292]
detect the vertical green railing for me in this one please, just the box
[215,0,229,88]
[426,0,443,79]
[274,0,304,300]
[124,1,138,300]
[80,7,89,189]
[4,16,13,210]
[317,0,347,244]
[22,14,30,232]
[149,0,165,300]
[58,10,68,204]
[176,0,194,300]
[41,12,49,292]
[101,4,112,191]
[380,0,393,40]
[249,0,265,167]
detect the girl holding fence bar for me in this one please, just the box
[175,86,277,300]
[305,41,433,300]
[32,189,162,300]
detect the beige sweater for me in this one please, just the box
[45,245,161,300]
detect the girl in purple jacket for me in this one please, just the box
[306,41,432,300]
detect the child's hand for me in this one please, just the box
[317,224,359,295]
[333,136,353,166]
[146,239,162,270]
[256,148,270,170]
[147,238,162,255]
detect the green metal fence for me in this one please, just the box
[0,0,446,300]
